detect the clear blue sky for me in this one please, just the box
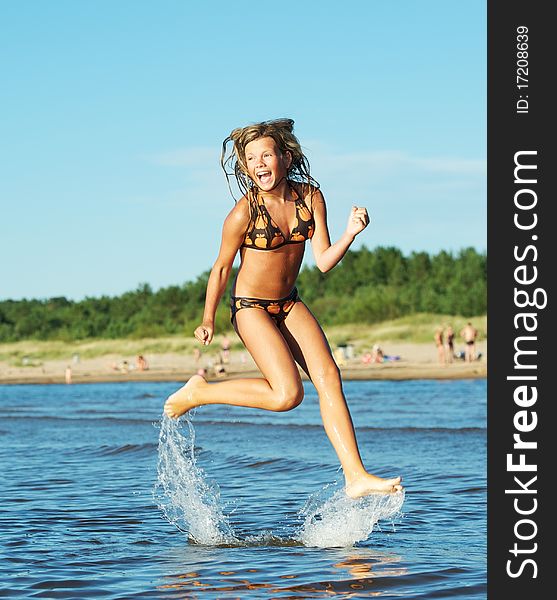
[0,1,486,301]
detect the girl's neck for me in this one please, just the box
[257,178,292,202]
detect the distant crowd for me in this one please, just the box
[434,322,480,364]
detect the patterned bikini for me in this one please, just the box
[230,182,315,325]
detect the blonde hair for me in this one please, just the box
[221,118,319,200]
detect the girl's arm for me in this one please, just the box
[194,198,249,345]
[309,189,370,273]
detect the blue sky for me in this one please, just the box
[0,1,486,301]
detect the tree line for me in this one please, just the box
[0,246,486,342]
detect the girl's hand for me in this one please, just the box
[346,206,370,237]
[194,323,214,346]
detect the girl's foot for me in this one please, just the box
[163,374,206,418]
[345,474,403,499]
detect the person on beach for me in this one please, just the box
[434,328,445,365]
[460,322,478,362]
[220,335,231,364]
[444,325,455,363]
[136,355,149,371]
[212,353,227,378]
[371,344,384,364]
[193,347,201,366]
[163,118,402,498]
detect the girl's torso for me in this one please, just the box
[233,182,315,299]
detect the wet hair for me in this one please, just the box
[221,118,319,200]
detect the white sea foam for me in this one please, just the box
[296,483,405,548]
[154,415,237,545]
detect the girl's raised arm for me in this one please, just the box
[310,189,370,273]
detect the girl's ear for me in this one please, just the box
[283,150,293,169]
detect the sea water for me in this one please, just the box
[0,378,486,598]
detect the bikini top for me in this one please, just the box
[241,184,315,251]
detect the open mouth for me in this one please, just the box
[256,170,272,185]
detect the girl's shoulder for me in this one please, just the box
[224,194,252,228]
[292,181,323,208]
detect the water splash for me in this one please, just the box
[296,482,405,548]
[154,415,404,548]
[154,415,237,545]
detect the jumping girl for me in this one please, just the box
[164,118,403,498]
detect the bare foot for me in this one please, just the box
[163,374,206,418]
[345,474,403,499]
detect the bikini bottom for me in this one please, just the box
[230,287,299,325]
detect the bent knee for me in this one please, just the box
[273,384,304,412]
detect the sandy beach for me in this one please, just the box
[0,340,487,385]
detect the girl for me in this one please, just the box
[164,119,402,498]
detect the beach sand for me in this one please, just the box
[0,341,487,385]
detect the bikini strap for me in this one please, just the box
[286,180,303,205]
[245,188,262,230]
[252,186,266,209]
[290,180,312,211]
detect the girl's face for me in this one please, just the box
[244,137,292,191]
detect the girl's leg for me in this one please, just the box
[164,308,304,417]
[278,301,402,497]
